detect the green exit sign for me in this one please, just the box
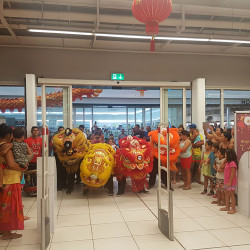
[111,73,124,81]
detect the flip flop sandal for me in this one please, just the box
[2,233,22,240]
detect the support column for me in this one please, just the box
[25,74,37,137]
[192,78,205,133]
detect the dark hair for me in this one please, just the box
[218,148,226,156]
[212,142,220,150]
[58,126,64,131]
[217,128,223,134]
[13,127,25,139]
[79,125,85,129]
[31,126,39,132]
[226,149,238,165]
[178,124,184,130]
[222,131,232,142]
[0,123,13,138]
[171,125,176,128]
[206,140,213,147]
[181,130,189,137]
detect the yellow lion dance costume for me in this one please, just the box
[53,128,88,174]
[80,143,115,188]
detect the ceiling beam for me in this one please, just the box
[0,0,19,43]
[3,9,250,31]
[6,0,250,19]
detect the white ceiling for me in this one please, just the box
[1,0,250,56]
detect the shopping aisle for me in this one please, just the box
[2,181,250,250]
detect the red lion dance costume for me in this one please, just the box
[148,128,181,170]
[115,135,153,192]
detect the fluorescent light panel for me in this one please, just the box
[28,29,250,44]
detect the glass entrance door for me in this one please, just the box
[41,86,72,131]
[160,88,186,127]
[40,85,72,250]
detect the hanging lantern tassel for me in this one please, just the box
[150,36,155,52]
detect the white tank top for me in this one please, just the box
[180,140,192,158]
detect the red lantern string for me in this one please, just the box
[132,0,172,51]
[0,88,103,113]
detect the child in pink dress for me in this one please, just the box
[220,149,238,214]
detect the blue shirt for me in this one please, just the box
[209,151,216,175]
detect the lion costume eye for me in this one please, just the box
[124,157,131,163]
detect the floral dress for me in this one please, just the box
[201,152,212,177]
[0,149,24,231]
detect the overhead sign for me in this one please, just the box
[111,73,124,81]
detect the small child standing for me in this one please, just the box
[220,149,238,214]
[212,148,226,206]
[209,142,220,197]
[200,140,214,195]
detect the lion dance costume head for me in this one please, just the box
[115,136,153,192]
[148,128,181,171]
[53,128,88,173]
[80,143,115,188]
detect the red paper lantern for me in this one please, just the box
[132,0,172,51]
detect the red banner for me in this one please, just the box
[236,112,250,162]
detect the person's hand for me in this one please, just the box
[226,182,231,187]
[209,125,214,131]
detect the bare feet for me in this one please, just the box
[220,207,230,211]
[2,233,22,240]
[183,186,191,190]
[178,184,186,188]
[24,216,30,221]
[227,209,237,214]
[218,203,225,206]
[211,200,218,204]
[172,181,176,185]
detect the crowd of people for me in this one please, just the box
[176,123,237,215]
[0,121,238,240]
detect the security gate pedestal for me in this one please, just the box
[157,123,174,241]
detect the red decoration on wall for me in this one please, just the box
[132,0,172,51]
[0,88,103,113]
[136,90,147,96]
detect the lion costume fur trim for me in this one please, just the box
[53,128,89,173]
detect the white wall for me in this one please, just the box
[1,47,250,88]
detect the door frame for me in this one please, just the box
[160,87,187,128]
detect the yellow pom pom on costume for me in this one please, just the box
[53,128,88,173]
[80,143,115,188]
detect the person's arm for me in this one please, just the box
[26,144,33,156]
[219,159,226,171]
[205,156,210,165]
[196,140,204,148]
[208,126,221,142]
[227,166,236,186]
[0,143,13,156]
[203,128,213,140]
[213,162,217,171]
[180,140,191,153]
[4,147,22,171]
[199,152,204,169]
[228,138,234,149]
